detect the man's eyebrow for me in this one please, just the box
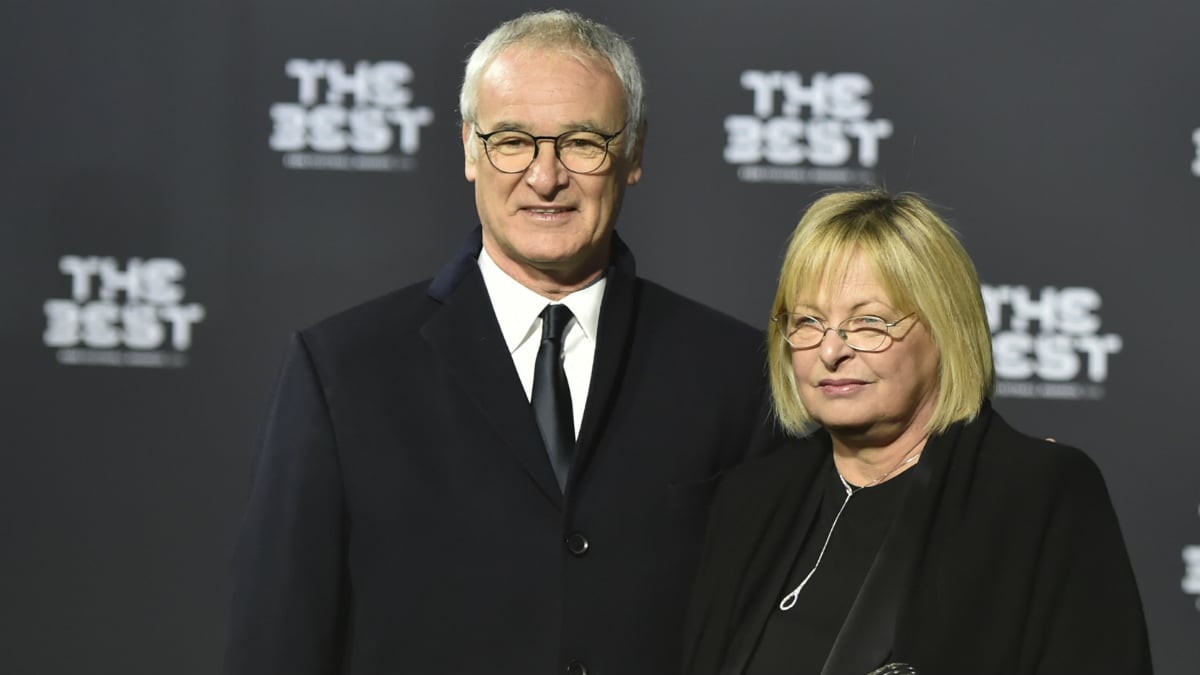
[478,121,525,132]
[568,120,612,132]
[478,120,613,133]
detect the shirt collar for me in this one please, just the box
[477,246,606,354]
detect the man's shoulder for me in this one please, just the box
[635,277,764,340]
[302,278,435,350]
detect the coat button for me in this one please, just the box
[566,532,590,556]
[566,660,588,675]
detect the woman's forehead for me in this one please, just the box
[793,250,886,301]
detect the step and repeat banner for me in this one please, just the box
[4,1,1198,673]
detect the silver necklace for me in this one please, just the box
[848,443,925,491]
[778,438,926,611]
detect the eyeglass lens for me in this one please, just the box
[782,315,893,351]
[482,130,614,174]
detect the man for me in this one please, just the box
[225,10,775,675]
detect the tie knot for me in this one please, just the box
[540,304,573,342]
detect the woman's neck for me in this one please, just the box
[830,425,930,488]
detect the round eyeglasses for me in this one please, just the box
[474,125,627,174]
[772,312,918,352]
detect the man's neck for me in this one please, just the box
[481,243,609,300]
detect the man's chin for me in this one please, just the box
[527,254,591,277]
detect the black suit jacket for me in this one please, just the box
[684,403,1152,675]
[225,229,777,675]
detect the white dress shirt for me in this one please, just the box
[477,247,605,438]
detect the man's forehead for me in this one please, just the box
[479,45,619,93]
[474,46,625,132]
[490,43,611,72]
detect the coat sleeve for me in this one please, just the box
[1021,451,1152,674]
[680,473,738,675]
[224,333,348,675]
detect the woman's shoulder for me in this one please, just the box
[701,435,828,549]
[716,435,827,498]
[977,410,1108,493]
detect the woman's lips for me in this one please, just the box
[817,379,868,396]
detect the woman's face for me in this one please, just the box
[791,251,940,445]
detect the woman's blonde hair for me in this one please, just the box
[768,189,994,436]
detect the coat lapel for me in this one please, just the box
[819,460,931,674]
[720,447,831,675]
[421,229,563,507]
[567,234,637,491]
[820,413,980,675]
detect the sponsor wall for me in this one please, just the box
[4,1,1197,673]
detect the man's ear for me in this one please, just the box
[625,120,647,186]
[462,122,477,182]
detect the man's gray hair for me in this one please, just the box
[459,9,645,157]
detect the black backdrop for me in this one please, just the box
[4,1,1198,673]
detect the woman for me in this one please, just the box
[683,190,1151,675]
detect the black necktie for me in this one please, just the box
[532,304,575,492]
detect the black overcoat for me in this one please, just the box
[225,228,776,675]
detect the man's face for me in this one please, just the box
[463,46,642,291]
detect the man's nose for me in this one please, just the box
[524,140,570,193]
